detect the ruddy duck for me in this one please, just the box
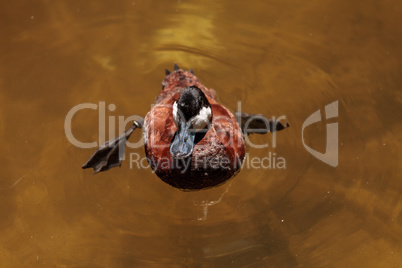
[82,64,288,190]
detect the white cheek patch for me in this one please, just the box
[192,106,212,131]
[172,101,179,126]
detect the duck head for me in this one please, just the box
[170,86,212,159]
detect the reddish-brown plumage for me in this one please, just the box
[143,69,245,190]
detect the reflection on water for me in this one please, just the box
[0,0,401,266]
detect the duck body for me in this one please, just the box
[143,68,245,190]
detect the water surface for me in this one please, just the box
[0,0,401,266]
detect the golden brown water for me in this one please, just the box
[1,0,401,266]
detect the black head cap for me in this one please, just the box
[176,87,210,122]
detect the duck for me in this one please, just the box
[82,64,288,190]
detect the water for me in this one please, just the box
[0,0,401,266]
